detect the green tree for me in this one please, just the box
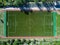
[41,0,53,2]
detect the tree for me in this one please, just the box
[43,39,46,42]
[41,0,53,2]
[27,40,31,44]
[0,2,3,7]
[7,40,10,44]
[33,40,37,44]
[3,41,7,45]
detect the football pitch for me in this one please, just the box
[6,11,53,37]
[56,15,60,36]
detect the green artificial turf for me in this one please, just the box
[6,11,53,36]
[56,15,60,36]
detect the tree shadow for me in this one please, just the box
[36,2,42,11]
[43,2,51,12]
[19,3,33,15]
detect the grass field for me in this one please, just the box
[0,12,4,36]
[6,11,53,37]
[0,0,2,2]
[56,14,60,36]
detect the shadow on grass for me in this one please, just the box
[19,3,33,15]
